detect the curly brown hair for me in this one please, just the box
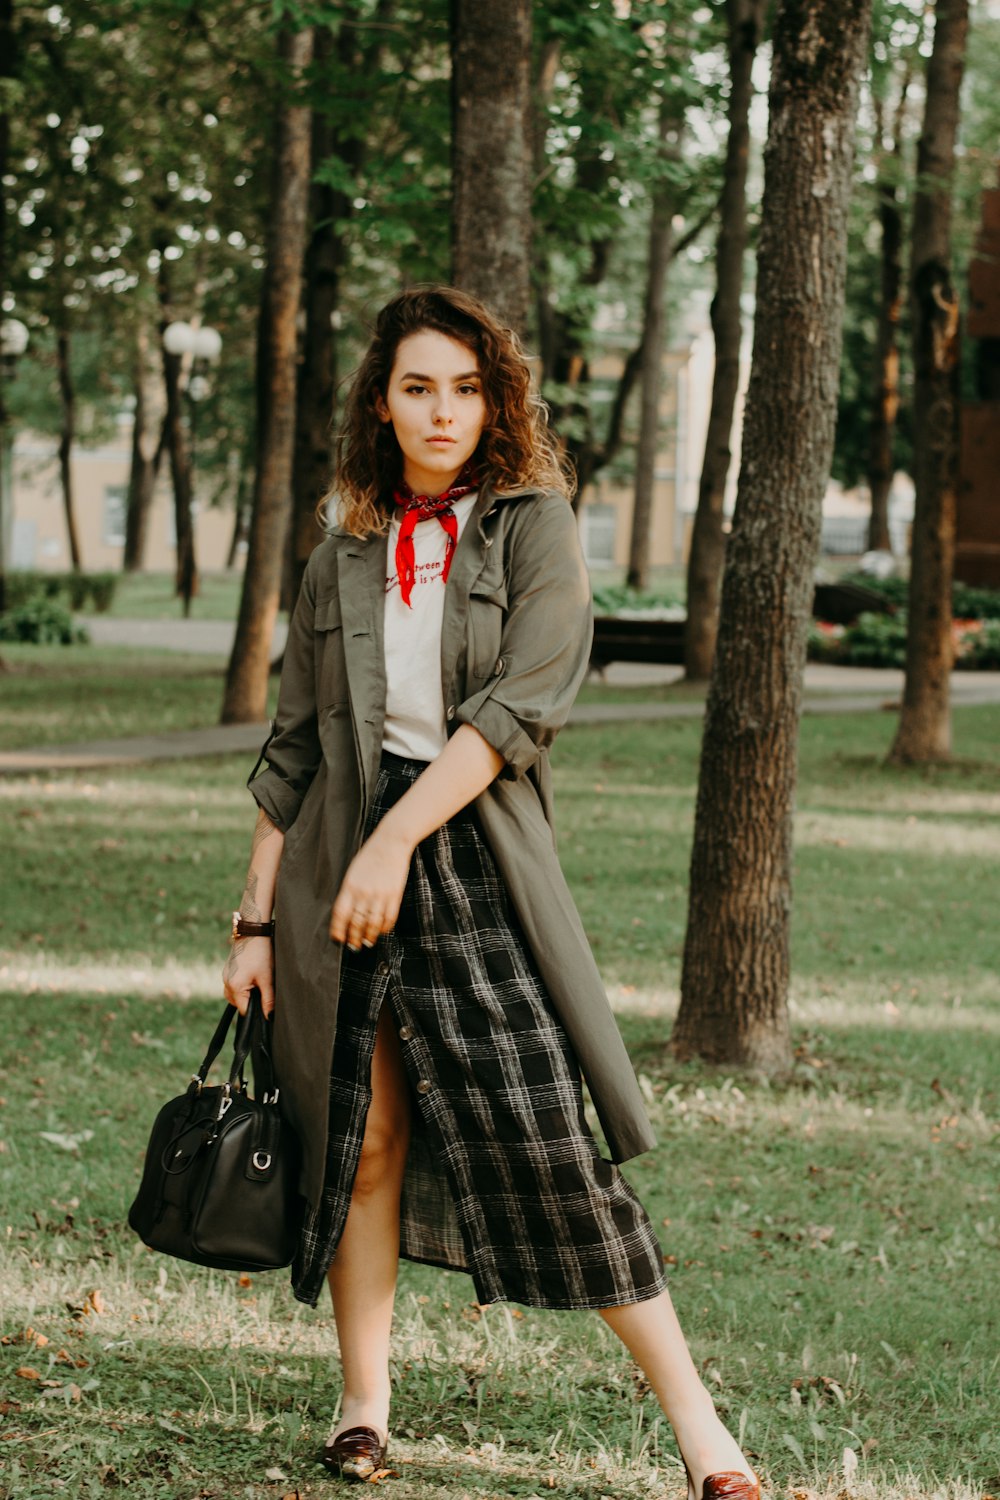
[328,285,573,537]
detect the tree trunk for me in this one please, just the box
[160,332,197,612]
[222,25,314,725]
[56,328,82,571]
[451,0,532,338]
[227,459,252,570]
[155,248,198,611]
[626,100,682,592]
[865,78,910,553]
[0,0,15,616]
[889,0,969,764]
[123,322,164,572]
[671,0,873,1071]
[285,13,382,615]
[684,0,765,679]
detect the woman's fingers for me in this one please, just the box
[333,893,384,951]
[222,937,275,1013]
[330,835,411,950]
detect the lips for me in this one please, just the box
[427,437,455,444]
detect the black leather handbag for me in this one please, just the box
[128,990,304,1272]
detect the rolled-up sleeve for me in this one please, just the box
[246,548,324,831]
[454,496,593,779]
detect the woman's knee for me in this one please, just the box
[353,1108,408,1198]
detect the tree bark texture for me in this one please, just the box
[222,25,314,725]
[451,0,532,338]
[0,0,15,614]
[889,0,969,764]
[865,80,910,553]
[626,99,682,592]
[684,0,766,678]
[56,328,82,570]
[672,0,872,1070]
[124,322,165,572]
[285,12,386,614]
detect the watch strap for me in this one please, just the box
[232,910,275,940]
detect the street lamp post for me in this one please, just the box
[0,317,30,616]
[161,321,222,615]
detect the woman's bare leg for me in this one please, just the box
[600,1293,757,1496]
[327,1003,411,1444]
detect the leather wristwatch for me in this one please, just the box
[231,910,276,941]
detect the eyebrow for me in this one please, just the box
[399,370,480,382]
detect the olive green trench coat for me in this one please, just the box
[248,480,657,1209]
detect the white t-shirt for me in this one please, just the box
[382,492,479,761]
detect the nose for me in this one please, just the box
[432,392,454,424]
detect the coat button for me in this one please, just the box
[494,657,504,675]
[415,1078,432,1095]
[377,961,390,976]
[399,1025,414,1042]
[446,705,455,720]
[484,536,494,548]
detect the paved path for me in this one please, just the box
[2,619,997,776]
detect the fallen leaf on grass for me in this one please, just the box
[264,1469,287,1482]
[39,1129,94,1152]
[2,1328,48,1348]
[87,1289,106,1315]
[54,1349,88,1368]
[14,1367,40,1381]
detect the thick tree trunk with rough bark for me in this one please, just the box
[56,328,82,570]
[451,0,532,338]
[866,80,910,553]
[124,323,165,572]
[627,100,682,592]
[889,0,968,764]
[285,8,392,614]
[285,52,340,614]
[684,0,765,679]
[671,0,872,1070]
[222,26,314,725]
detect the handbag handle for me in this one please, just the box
[191,989,278,1102]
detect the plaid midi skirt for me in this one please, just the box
[291,752,667,1311]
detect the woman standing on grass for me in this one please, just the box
[223,285,761,1499]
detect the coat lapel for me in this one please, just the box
[440,480,500,705]
[337,533,388,804]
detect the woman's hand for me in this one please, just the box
[223,936,276,1017]
[330,827,413,951]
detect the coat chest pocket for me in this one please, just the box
[468,576,508,680]
[314,595,348,711]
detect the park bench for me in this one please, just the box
[590,581,890,672]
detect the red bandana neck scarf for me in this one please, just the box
[392,462,480,608]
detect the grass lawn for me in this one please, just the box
[100,572,249,622]
[0,646,280,751]
[0,669,996,1499]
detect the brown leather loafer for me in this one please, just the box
[697,1471,761,1500]
[318,1425,388,1482]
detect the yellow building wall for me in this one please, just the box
[11,422,235,574]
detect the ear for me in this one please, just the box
[374,391,391,424]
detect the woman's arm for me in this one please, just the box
[330,723,503,952]
[222,807,286,1016]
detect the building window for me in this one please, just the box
[580,503,617,566]
[104,485,127,546]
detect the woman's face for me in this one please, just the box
[375,329,487,497]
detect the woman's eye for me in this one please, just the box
[458,384,481,395]
[403,384,426,395]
